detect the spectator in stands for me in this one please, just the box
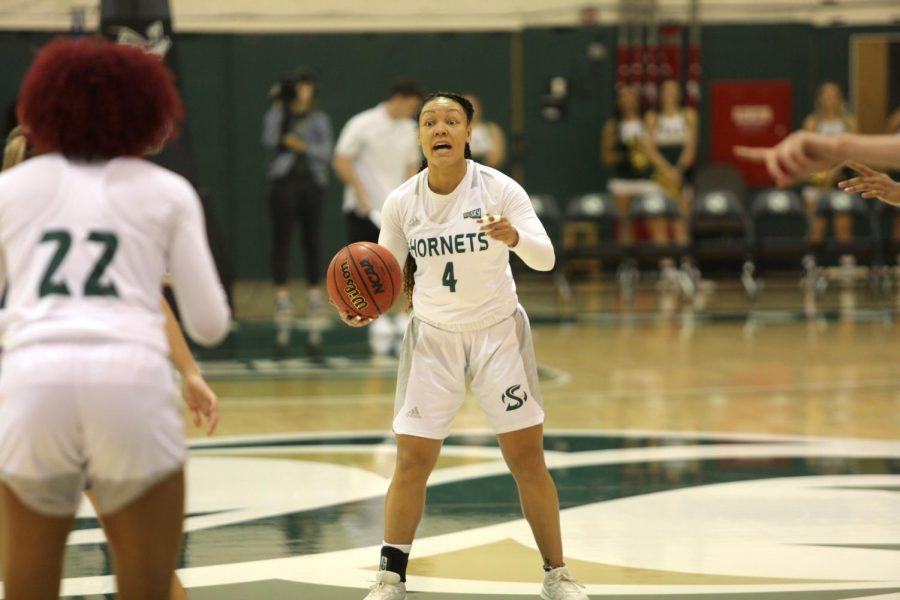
[262,68,333,349]
[601,84,660,245]
[645,78,697,246]
[801,82,858,245]
[463,93,507,170]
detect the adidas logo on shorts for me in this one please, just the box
[406,406,422,419]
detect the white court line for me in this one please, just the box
[187,427,900,448]
[212,376,900,405]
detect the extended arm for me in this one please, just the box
[735,133,900,187]
[161,297,219,435]
[481,182,555,271]
[167,192,231,346]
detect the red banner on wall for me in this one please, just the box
[711,80,793,186]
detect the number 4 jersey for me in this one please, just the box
[378,160,554,332]
[0,154,230,353]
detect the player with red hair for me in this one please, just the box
[18,36,183,160]
[0,37,230,600]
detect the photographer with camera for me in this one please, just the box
[261,68,333,349]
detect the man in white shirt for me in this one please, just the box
[333,79,424,244]
[332,79,424,356]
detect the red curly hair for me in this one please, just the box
[17,36,183,160]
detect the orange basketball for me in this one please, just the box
[327,242,403,319]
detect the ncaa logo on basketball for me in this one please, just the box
[501,384,527,411]
[358,257,385,294]
[339,260,369,311]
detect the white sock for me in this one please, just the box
[545,564,566,576]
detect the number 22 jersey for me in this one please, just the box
[378,160,554,332]
[0,154,230,353]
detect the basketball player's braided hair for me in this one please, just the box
[402,254,416,311]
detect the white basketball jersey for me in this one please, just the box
[380,161,552,331]
[0,154,230,353]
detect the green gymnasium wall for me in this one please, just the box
[0,24,898,281]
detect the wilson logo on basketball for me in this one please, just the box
[502,384,527,411]
[358,257,385,295]
[339,260,369,311]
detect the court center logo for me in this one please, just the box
[56,430,900,598]
[501,384,528,411]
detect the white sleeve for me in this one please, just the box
[334,113,366,159]
[167,192,231,346]
[377,193,410,269]
[503,181,555,272]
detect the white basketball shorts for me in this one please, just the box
[0,342,184,516]
[393,305,545,439]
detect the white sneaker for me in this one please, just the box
[274,297,293,347]
[540,566,589,600]
[307,288,324,316]
[363,570,406,600]
[368,316,394,357]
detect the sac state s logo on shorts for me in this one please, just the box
[501,384,528,411]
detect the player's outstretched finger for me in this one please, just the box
[765,152,792,188]
[838,176,861,190]
[846,161,877,177]
[206,404,219,435]
[733,146,766,163]
[777,149,807,179]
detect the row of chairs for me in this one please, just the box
[528,181,900,301]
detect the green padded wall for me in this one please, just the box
[1,24,898,280]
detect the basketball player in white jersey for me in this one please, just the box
[335,92,589,600]
[2,125,217,600]
[0,38,230,600]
